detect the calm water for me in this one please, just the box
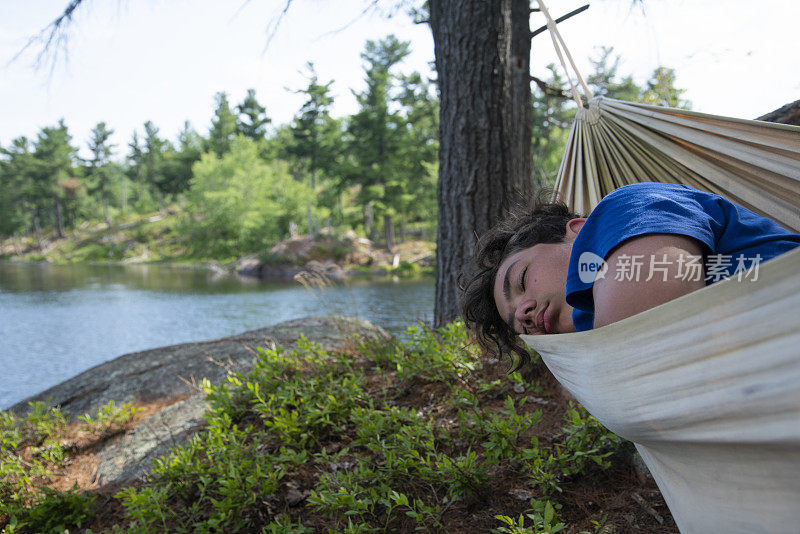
[0,262,434,409]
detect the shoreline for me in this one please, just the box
[0,255,435,283]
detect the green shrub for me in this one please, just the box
[6,484,96,534]
[392,260,420,278]
[363,320,478,383]
[493,500,566,534]
[7,320,622,533]
[181,138,315,259]
[1,403,95,533]
[79,400,144,437]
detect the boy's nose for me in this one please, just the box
[515,301,537,331]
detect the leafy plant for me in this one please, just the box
[79,400,144,436]
[6,484,96,534]
[552,404,622,476]
[493,500,566,534]
[370,320,478,383]
[0,321,633,532]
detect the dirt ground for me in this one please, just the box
[47,354,681,533]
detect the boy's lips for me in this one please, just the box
[536,305,552,334]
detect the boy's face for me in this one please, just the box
[492,219,585,335]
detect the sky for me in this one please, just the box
[0,0,798,158]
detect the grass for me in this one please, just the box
[0,321,660,534]
[0,211,186,265]
[0,211,436,278]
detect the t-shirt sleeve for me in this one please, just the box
[565,182,720,318]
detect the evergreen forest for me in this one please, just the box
[0,39,689,263]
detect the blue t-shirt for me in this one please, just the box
[566,182,800,331]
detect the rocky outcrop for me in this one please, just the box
[91,394,210,486]
[10,316,391,488]
[11,315,389,420]
[233,230,434,282]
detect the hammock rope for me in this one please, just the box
[534,0,593,107]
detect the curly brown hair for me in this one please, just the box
[459,198,583,371]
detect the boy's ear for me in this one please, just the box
[565,218,587,240]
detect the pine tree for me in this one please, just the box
[207,92,238,157]
[127,130,147,211]
[0,137,36,237]
[236,89,271,140]
[86,122,116,225]
[392,71,439,239]
[142,121,169,209]
[346,35,411,248]
[288,62,339,190]
[31,120,78,238]
[643,67,691,109]
[587,47,641,102]
[531,65,573,188]
[159,121,202,197]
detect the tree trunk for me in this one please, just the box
[364,203,376,241]
[430,0,533,327]
[384,214,395,252]
[102,197,111,227]
[307,205,315,240]
[121,180,127,215]
[122,178,128,217]
[31,208,43,250]
[54,197,65,238]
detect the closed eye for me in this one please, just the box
[519,266,528,292]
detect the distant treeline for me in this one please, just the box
[0,40,689,259]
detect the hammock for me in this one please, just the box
[522,247,800,534]
[553,97,800,232]
[525,4,800,531]
[531,101,800,533]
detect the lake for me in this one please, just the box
[0,262,434,409]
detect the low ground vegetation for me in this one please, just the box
[0,322,675,533]
[0,209,435,279]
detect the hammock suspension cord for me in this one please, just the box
[534,0,594,108]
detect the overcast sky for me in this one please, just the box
[1,1,797,157]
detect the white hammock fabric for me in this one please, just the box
[553,97,800,232]
[523,248,800,533]
[524,100,800,533]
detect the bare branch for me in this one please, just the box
[262,0,295,54]
[530,75,570,99]
[316,0,382,38]
[9,0,86,74]
[230,0,256,23]
[530,4,590,40]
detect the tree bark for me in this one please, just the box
[54,197,65,238]
[307,205,315,240]
[364,203,376,241]
[384,214,395,252]
[31,208,43,250]
[121,180,127,215]
[102,196,111,227]
[430,0,533,327]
